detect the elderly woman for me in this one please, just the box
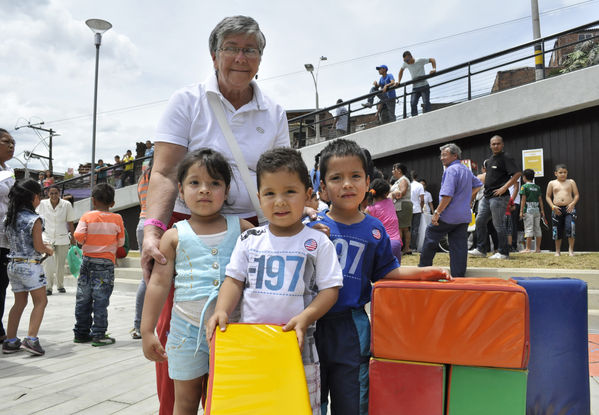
[141,16,289,415]
[390,163,413,254]
[0,129,16,343]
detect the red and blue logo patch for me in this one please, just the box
[304,238,318,251]
[371,228,381,240]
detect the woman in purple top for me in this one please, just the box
[366,178,402,263]
[419,143,482,277]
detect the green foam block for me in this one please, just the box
[447,365,527,415]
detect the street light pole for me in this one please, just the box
[531,0,544,81]
[85,18,112,208]
[304,56,327,142]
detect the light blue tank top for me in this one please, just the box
[173,215,240,303]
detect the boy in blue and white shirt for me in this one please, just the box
[207,148,343,415]
[310,139,448,415]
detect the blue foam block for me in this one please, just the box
[512,277,589,415]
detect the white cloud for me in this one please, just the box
[1,0,596,174]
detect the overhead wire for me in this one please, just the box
[39,0,598,126]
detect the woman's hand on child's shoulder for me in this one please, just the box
[311,223,330,237]
[239,218,255,232]
[142,334,167,362]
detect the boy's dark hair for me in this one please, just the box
[420,179,427,186]
[369,178,390,198]
[319,139,368,183]
[5,179,42,229]
[256,147,311,190]
[554,163,567,172]
[522,169,535,181]
[403,51,412,58]
[411,171,419,181]
[177,148,232,188]
[92,183,115,206]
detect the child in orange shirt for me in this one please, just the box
[73,183,125,346]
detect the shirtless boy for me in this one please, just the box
[546,164,579,256]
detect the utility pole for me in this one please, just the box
[14,121,59,172]
[531,0,544,81]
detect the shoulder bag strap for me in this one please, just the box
[206,91,267,225]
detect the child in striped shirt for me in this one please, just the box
[73,183,125,346]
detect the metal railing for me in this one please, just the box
[289,19,599,148]
[53,155,153,201]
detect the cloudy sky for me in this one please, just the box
[1,0,597,174]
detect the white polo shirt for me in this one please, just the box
[155,73,290,218]
[36,198,77,245]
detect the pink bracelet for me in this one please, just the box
[144,218,167,231]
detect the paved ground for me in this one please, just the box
[1,278,597,414]
[0,286,163,415]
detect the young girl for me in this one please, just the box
[2,179,53,356]
[141,149,253,414]
[365,178,403,263]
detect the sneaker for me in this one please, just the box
[57,288,66,293]
[130,328,142,340]
[489,253,509,260]
[22,337,45,356]
[46,289,52,296]
[468,248,486,258]
[361,102,373,108]
[73,335,93,343]
[91,334,116,347]
[2,338,21,354]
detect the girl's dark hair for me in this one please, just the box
[367,178,390,204]
[177,148,232,187]
[370,178,390,197]
[4,179,42,229]
[319,139,368,183]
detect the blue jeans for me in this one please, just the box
[475,195,510,256]
[411,84,431,116]
[419,220,469,277]
[74,257,114,338]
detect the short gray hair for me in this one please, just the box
[209,16,266,55]
[440,143,462,159]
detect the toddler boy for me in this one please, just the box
[310,138,448,415]
[73,183,125,346]
[207,147,343,414]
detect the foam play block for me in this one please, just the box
[371,278,529,368]
[206,324,311,415]
[447,365,527,415]
[512,277,590,415]
[369,358,445,415]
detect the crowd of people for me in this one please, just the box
[0,14,583,415]
[95,140,154,188]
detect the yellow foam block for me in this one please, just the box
[206,324,311,415]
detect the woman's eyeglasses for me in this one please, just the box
[218,46,260,59]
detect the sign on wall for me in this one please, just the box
[522,148,544,177]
